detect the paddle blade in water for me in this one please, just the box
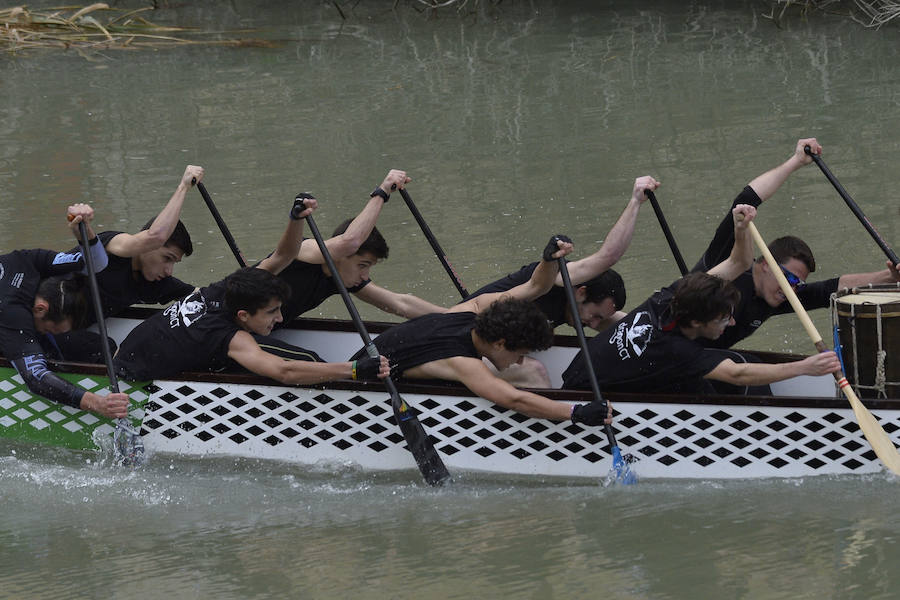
[114,418,145,468]
[604,446,637,486]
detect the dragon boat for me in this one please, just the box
[1,296,898,481]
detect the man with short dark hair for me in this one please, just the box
[353,236,613,426]
[45,165,204,363]
[466,176,658,333]
[694,138,900,349]
[0,204,129,418]
[276,169,446,324]
[562,205,842,394]
[114,199,389,386]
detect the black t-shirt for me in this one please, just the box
[562,281,730,393]
[0,248,90,360]
[277,258,370,323]
[464,261,568,327]
[692,185,839,349]
[114,280,239,380]
[68,231,194,323]
[352,312,479,379]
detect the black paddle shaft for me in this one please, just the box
[557,257,619,450]
[398,188,470,299]
[303,209,451,487]
[645,189,689,276]
[78,222,119,393]
[804,145,900,266]
[196,182,248,268]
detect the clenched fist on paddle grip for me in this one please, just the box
[291,193,318,220]
[571,400,614,426]
[543,234,573,262]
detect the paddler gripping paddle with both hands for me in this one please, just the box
[0,205,128,420]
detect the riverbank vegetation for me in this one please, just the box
[1,4,274,55]
[767,0,900,28]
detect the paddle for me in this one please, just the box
[558,255,636,484]
[645,189,689,276]
[804,145,900,266]
[78,221,144,466]
[397,187,470,299]
[297,199,452,486]
[748,221,900,475]
[196,181,248,268]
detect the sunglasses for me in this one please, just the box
[779,264,806,289]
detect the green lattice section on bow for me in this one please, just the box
[0,367,150,450]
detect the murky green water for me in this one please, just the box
[3,1,900,598]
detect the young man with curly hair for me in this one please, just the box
[353,236,613,427]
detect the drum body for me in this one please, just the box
[832,285,900,398]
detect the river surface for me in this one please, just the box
[3,1,900,598]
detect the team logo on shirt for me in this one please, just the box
[52,251,83,265]
[164,290,207,329]
[0,262,4,281]
[609,311,654,359]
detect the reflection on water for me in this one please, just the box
[4,1,900,597]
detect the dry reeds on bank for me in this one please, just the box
[768,0,900,28]
[1,3,275,55]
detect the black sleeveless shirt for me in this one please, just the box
[353,312,480,379]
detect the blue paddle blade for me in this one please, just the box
[609,446,637,485]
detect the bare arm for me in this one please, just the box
[297,169,409,263]
[705,352,840,386]
[354,282,447,319]
[747,138,821,202]
[837,260,900,288]
[258,197,318,275]
[106,165,203,257]
[564,176,658,285]
[227,331,388,385]
[708,204,756,281]
[413,356,574,420]
[450,237,574,314]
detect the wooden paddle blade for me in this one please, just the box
[845,388,900,475]
[392,395,451,486]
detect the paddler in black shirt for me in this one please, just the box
[114,196,389,385]
[48,165,204,362]
[0,204,128,419]
[562,205,842,394]
[694,137,900,349]
[353,235,613,427]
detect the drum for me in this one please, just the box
[832,284,900,399]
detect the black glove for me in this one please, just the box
[291,193,316,220]
[542,234,572,262]
[352,356,382,381]
[571,401,608,426]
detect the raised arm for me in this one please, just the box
[564,176,658,285]
[708,204,756,281]
[105,165,203,257]
[451,235,574,313]
[67,203,108,273]
[748,138,821,202]
[297,169,410,263]
[258,195,318,275]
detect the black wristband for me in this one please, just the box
[370,187,390,202]
[80,235,99,247]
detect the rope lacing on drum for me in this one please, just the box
[875,302,887,398]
